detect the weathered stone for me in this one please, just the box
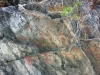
[0,0,100,75]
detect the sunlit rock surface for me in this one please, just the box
[0,0,100,75]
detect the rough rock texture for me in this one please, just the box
[0,0,100,75]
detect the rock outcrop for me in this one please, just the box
[0,0,100,75]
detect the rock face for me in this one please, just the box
[0,0,100,75]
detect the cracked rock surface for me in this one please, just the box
[0,0,100,75]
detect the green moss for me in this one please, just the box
[61,0,82,19]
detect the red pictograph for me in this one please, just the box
[25,55,33,67]
[84,27,91,35]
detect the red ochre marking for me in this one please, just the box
[44,57,52,64]
[39,33,45,40]
[94,53,100,59]
[84,27,91,34]
[88,46,92,52]
[47,32,52,40]
[73,46,80,51]
[58,32,65,42]
[25,55,33,67]
[33,56,39,63]
[58,32,63,36]
[59,37,65,42]
[93,44,99,53]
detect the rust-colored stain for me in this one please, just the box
[25,55,33,67]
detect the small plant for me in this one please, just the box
[62,6,73,15]
[61,0,82,19]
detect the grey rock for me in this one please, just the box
[0,0,100,75]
